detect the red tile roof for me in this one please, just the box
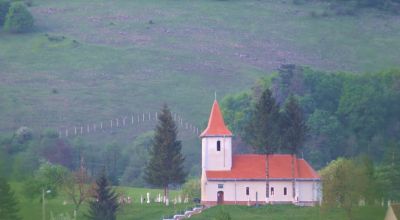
[200,100,232,137]
[206,154,320,180]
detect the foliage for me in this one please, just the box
[3,2,33,33]
[222,67,400,169]
[121,132,153,187]
[181,178,200,200]
[86,170,119,220]
[280,95,307,154]
[0,0,10,25]
[145,104,187,197]
[62,163,92,215]
[244,88,281,153]
[22,162,69,200]
[375,141,400,201]
[0,178,21,220]
[319,157,378,220]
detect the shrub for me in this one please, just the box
[182,178,201,201]
[3,2,33,33]
[0,0,10,25]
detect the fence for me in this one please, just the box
[56,111,200,138]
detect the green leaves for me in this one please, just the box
[3,2,33,33]
[0,178,21,220]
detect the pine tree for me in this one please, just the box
[0,178,21,220]
[145,104,186,198]
[281,95,307,154]
[245,88,280,201]
[245,88,281,153]
[86,171,119,220]
[281,95,307,201]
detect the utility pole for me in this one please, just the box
[42,189,45,220]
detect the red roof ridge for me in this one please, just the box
[200,100,232,137]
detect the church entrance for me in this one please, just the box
[217,191,224,204]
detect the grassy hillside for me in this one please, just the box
[1,0,400,135]
[11,182,194,220]
[190,204,386,220]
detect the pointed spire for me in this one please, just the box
[200,100,232,137]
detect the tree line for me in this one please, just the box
[221,65,400,217]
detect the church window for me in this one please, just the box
[284,187,287,195]
[217,141,221,151]
[246,187,250,195]
[218,184,224,189]
[271,187,274,196]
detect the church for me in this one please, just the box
[200,100,322,206]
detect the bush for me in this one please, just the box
[0,0,10,25]
[3,2,33,33]
[182,178,200,201]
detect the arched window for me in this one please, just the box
[284,187,287,195]
[217,140,221,151]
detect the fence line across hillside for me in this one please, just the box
[56,111,201,139]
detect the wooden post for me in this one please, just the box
[74,127,77,135]
[148,112,151,120]
[100,122,103,129]
[80,126,83,135]
[142,113,145,122]
[131,115,134,124]
[155,112,158,120]
[65,129,68,137]
[116,118,119,127]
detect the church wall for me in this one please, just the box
[268,181,293,202]
[202,137,232,171]
[297,181,321,202]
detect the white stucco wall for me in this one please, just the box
[269,181,293,202]
[202,179,321,204]
[202,136,232,171]
[203,181,266,203]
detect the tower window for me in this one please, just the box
[284,187,287,195]
[217,141,221,151]
[246,187,249,195]
[271,187,274,196]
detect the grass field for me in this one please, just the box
[190,204,386,220]
[1,0,399,139]
[11,180,386,220]
[11,182,196,220]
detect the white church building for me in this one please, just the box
[200,100,322,206]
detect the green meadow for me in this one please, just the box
[11,182,195,220]
[191,204,386,220]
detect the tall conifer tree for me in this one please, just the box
[245,88,280,200]
[0,178,20,220]
[245,88,281,153]
[281,95,307,200]
[86,171,119,220]
[145,104,186,198]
